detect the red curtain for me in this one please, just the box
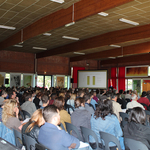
[118,67,125,91]
[111,67,117,89]
[72,67,85,88]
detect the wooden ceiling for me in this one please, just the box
[1,0,150,61]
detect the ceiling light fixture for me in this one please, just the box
[13,45,23,47]
[33,47,47,50]
[74,52,85,55]
[65,3,75,27]
[110,44,121,48]
[98,12,109,16]
[43,33,52,36]
[0,25,16,30]
[119,18,139,26]
[108,57,116,59]
[62,36,79,40]
[50,0,64,3]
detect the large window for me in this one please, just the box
[45,76,51,89]
[5,73,10,87]
[37,75,44,87]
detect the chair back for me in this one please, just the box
[65,104,74,114]
[124,138,148,150]
[65,122,82,141]
[22,110,31,119]
[100,131,122,150]
[80,126,101,150]
[23,134,37,150]
[35,143,51,150]
[119,112,129,128]
[13,129,23,148]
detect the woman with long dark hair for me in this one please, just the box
[90,99,125,150]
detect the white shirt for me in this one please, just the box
[126,101,145,110]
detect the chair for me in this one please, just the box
[119,112,129,128]
[80,126,102,150]
[13,129,23,148]
[19,110,24,120]
[100,131,122,150]
[65,122,82,141]
[35,143,51,150]
[22,110,31,119]
[124,138,148,150]
[65,104,74,114]
[23,134,37,150]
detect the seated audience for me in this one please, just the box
[119,89,125,100]
[66,93,76,108]
[117,93,127,109]
[90,94,98,110]
[0,90,7,104]
[2,99,22,132]
[138,91,150,110]
[77,90,84,98]
[124,107,150,149]
[84,94,95,114]
[125,90,132,100]
[38,105,80,150]
[33,92,42,109]
[54,96,71,130]
[92,91,99,102]
[49,93,56,105]
[21,93,36,116]
[100,89,107,101]
[40,94,49,109]
[22,109,45,142]
[71,97,91,139]
[126,94,145,111]
[90,99,125,150]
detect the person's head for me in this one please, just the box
[2,99,18,125]
[116,93,121,99]
[59,92,65,98]
[25,93,32,101]
[51,93,57,100]
[9,90,16,99]
[78,90,84,98]
[94,99,113,120]
[83,94,91,104]
[127,90,130,94]
[36,92,42,99]
[54,96,65,111]
[1,90,7,98]
[43,105,60,126]
[119,90,123,94]
[70,94,76,101]
[128,107,146,125]
[131,94,138,101]
[111,94,117,101]
[75,97,85,108]
[25,109,45,133]
[141,91,147,97]
[41,94,49,106]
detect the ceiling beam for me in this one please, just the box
[0,0,132,51]
[37,20,150,59]
[70,41,150,62]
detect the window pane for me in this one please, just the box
[128,79,132,90]
[45,76,51,89]
[37,75,44,87]
[5,73,10,87]
[65,76,67,88]
[54,76,56,87]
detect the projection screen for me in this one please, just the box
[78,70,107,89]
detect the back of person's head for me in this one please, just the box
[51,93,57,100]
[94,99,113,120]
[131,94,137,101]
[119,90,123,94]
[127,90,129,94]
[111,94,117,99]
[2,99,17,125]
[147,91,150,95]
[116,93,121,99]
[41,94,49,104]
[54,96,64,111]
[25,109,44,133]
[83,94,91,102]
[128,107,146,125]
[75,97,85,108]
[59,92,65,98]
[78,90,84,97]
[43,105,58,123]
[141,91,147,97]
[1,90,7,96]
[36,92,43,98]
[25,93,32,101]
[70,94,76,101]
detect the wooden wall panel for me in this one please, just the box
[37,56,70,75]
[0,50,35,73]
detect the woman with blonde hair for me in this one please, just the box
[2,99,22,132]
[22,109,45,142]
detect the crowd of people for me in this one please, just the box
[0,85,150,149]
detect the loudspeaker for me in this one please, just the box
[71,78,74,83]
[5,79,9,84]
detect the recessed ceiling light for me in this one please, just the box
[33,47,47,50]
[119,18,139,26]
[65,21,75,27]
[62,36,79,40]
[50,0,64,3]
[110,44,121,48]
[0,25,16,30]
[13,45,23,47]
[98,12,109,16]
[43,33,52,36]
[74,52,85,55]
